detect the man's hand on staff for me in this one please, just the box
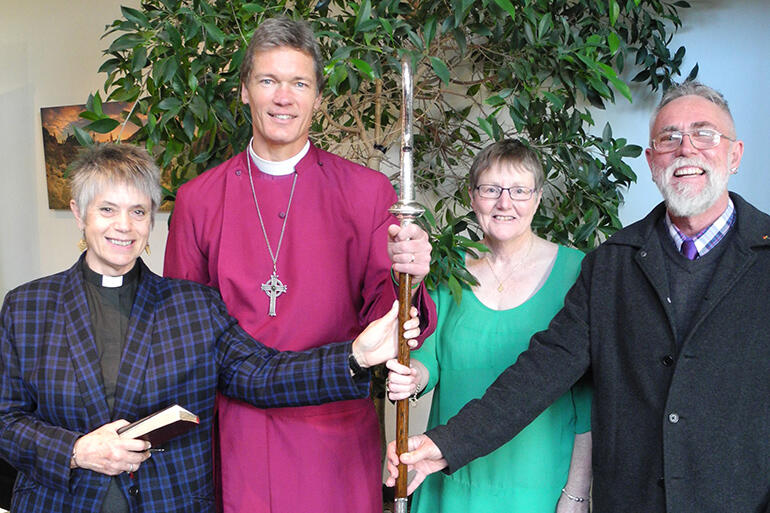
[387,224,431,287]
[352,301,420,368]
[385,434,449,495]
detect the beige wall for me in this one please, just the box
[0,0,166,298]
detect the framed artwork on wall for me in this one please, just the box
[40,102,141,209]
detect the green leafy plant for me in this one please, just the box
[82,0,694,301]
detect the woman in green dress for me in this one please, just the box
[387,139,592,512]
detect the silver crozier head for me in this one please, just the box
[389,56,424,223]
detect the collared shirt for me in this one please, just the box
[665,198,736,258]
[81,259,140,513]
[247,137,310,175]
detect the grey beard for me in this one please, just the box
[652,159,729,217]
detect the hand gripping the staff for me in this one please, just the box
[351,301,420,368]
[385,434,448,495]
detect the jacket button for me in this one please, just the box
[661,355,674,367]
[668,413,679,424]
[128,485,139,496]
[640,250,648,257]
[235,170,242,176]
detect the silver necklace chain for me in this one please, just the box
[246,153,298,274]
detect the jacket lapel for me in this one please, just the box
[621,204,679,331]
[687,232,754,339]
[112,260,156,422]
[635,235,678,334]
[62,260,112,429]
[686,194,770,340]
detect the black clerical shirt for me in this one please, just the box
[81,260,139,513]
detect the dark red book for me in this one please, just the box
[117,404,200,447]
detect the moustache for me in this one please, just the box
[662,157,713,178]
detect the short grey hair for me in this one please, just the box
[651,80,735,136]
[468,139,546,191]
[69,143,162,226]
[240,17,325,93]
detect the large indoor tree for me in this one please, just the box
[80,2,693,506]
[81,0,693,296]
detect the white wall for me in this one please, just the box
[0,0,165,298]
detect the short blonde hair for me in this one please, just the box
[69,143,161,225]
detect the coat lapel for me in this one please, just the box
[686,196,767,341]
[112,260,156,422]
[62,260,112,430]
[626,205,678,332]
[634,235,679,335]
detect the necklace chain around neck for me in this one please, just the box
[246,153,298,273]
[484,235,534,293]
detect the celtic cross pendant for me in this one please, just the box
[261,271,287,317]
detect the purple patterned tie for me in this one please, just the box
[681,238,698,260]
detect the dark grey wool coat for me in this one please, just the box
[429,193,770,513]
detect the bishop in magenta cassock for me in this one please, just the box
[165,143,435,512]
[164,17,436,512]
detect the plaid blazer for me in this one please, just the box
[0,257,369,513]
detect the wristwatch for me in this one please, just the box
[348,351,366,378]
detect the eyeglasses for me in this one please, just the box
[474,184,536,201]
[651,129,735,153]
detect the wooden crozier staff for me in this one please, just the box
[389,56,424,513]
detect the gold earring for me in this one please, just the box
[78,238,88,252]
[144,244,151,255]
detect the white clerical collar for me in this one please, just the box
[248,139,310,176]
[102,275,123,287]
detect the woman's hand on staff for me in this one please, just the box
[387,224,431,286]
[71,420,151,475]
[385,359,428,401]
[385,434,448,495]
[351,301,419,368]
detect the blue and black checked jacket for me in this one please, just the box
[0,257,369,512]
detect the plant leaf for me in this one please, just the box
[85,118,120,134]
[73,126,94,146]
[609,0,619,27]
[429,56,450,85]
[350,58,374,79]
[608,31,621,55]
[204,22,225,46]
[492,0,516,20]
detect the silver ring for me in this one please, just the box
[409,253,415,263]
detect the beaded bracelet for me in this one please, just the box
[409,379,424,406]
[561,488,589,503]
